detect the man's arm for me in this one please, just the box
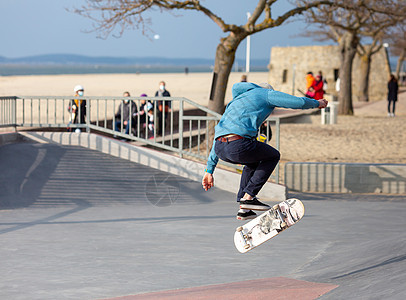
[267,90,326,109]
[205,141,218,174]
[202,140,218,191]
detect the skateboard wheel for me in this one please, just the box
[237,226,243,232]
[281,222,287,228]
[244,244,250,250]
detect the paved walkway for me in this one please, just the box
[353,87,405,117]
[273,87,406,119]
[1,141,406,299]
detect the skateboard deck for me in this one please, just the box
[234,198,304,253]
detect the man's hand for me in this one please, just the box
[202,172,214,191]
[317,99,328,109]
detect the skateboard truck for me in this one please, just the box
[276,209,287,229]
[237,226,251,250]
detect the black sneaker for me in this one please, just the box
[236,210,257,220]
[240,197,271,211]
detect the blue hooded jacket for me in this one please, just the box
[205,82,319,174]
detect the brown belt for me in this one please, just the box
[216,134,244,142]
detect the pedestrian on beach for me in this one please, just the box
[155,81,171,135]
[114,91,138,135]
[387,74,398,117]
[144,102,155,138]
[305,72,315,98]
[311,74,325,100]
[138,93,154,137]
[68,85,86,132]
[201,82,328,220]
[318,70,328,91]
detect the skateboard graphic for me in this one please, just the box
[234,198,304,253]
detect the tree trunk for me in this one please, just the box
[208,41,238,114]
[358,53,371,102]
[338,32,358,115]
[395,48,405,80]
[206,34,243,145]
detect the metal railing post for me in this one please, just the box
[275,118,280,184]
[12,97,17,130]
[179,99,184,158]
[86,97,91,132]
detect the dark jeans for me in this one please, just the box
[388,100,396,114]
[214,137,280,201]
[115,120,130,135]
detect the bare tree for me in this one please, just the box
[386,21,406,81]
[72,0,334,115]
[356,22,394,102]
[357,3,405,102]
[299,0,406,114]
[356,39,382,102]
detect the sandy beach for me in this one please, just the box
[0,72,270,106]
[1,72,405,168]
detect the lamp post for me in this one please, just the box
[246,12,251,73]
[383,43,391,73]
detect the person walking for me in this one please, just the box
[202,82,328,220]
[387,74,398,117]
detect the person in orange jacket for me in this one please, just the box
[305,72,315,98]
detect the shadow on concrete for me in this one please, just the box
[0,213,234,235]
[331,253,406,280]
[344,165,382,193]
[0,142,215,210]
[0,142,66,208]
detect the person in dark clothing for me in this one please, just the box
[138,93,154,138]
[115,91,138,135]
[387,74,398,117]
[68,85,86,132]
[155,81,171,135]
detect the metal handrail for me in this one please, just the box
[0,96,280,183]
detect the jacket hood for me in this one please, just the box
[232,82,263,99]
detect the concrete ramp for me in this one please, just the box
[1,137,406,300]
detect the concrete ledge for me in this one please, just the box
[15,132,286,201]
[285,162,406,194]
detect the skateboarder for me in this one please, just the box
[202,82,328,220]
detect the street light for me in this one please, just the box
[383,43,391,72]
[246,12,251,73]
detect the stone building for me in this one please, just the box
[267,45,391,102]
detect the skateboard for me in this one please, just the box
[234,198,304,253]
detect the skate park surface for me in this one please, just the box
[1,139,406,300]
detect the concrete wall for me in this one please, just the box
[267,45,391,102]
[285,162,406,194]
[12,132,287,201]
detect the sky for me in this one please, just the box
[0,0,331,60]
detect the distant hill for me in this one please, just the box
[0,54,268,67]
